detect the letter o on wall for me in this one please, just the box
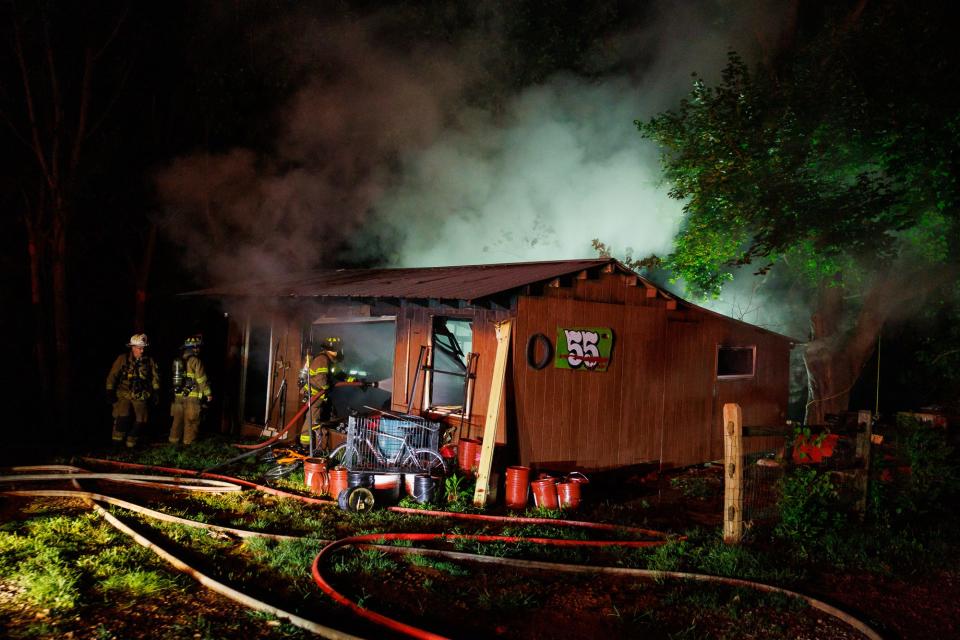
[526,333,552,370]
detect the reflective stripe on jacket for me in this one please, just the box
[175,354,212,401]
[106,353,160,400]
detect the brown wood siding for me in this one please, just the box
[513,296,663,470]
[661,316,716,467]
[512,276,792,471]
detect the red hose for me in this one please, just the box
[233,381,375,451]
[232,397,312,450]
[311,532,671,640]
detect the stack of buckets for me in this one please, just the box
[505,466,587,510]
[304,457,350,501]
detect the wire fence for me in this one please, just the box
[724,406,873,543]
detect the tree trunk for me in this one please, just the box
[25,219,52,407]
[51,207,71,423]
[802,269,949,424]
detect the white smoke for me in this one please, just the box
[156,1,795,281]
[363,76,681,266]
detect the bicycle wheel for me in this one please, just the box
[328,444,359,469]
[404,449,446,475]
[264,460,302,480]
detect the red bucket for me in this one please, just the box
[530,479,559,509]
[557,481,581,510]
[458,439,482,476]
[505,466,530,509]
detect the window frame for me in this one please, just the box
[427,315,474,414]
[715,344,757,380]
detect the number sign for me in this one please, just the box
[555,327,613,371]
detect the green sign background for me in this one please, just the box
[555,327,613,371]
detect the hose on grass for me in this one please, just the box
[0,472,241,492]
[1,488,301,541]
[91,499,366,640]
[75,458,883,640]
[312,532,885,640]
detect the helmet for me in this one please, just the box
[127,334,149,348]
[319,336,341,351]
[182,335,203,350]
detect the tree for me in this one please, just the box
[1,2,131,424]
[634,1,958,422]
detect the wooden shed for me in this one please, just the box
[198,259,793,471]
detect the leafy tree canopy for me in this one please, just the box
[637,1,958,300]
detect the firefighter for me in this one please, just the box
[169,335,213,446]
[296,338,342,449]
[106,333,161,448]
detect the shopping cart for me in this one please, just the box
[328,412,446,475]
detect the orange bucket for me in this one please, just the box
[327,467,349,500]
[303,458,328,495]
[505,466,530,509]
[530,479,559,509]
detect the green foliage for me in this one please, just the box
[100,570,178,596]
[330,549,399,575]
[634,4,959,303]
[241,538,324,579]
[670,475,719,500]
[878,416,960,517]
[406,554,471,576]
[774,466,845,559]
[901,419,959,507]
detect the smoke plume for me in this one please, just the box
[155,2,793,283]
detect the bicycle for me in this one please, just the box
[261,447,310,480]
[328,416,446,476]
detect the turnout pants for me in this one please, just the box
[169,397,202,445]
[112,398,148,448]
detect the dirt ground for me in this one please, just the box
[2,462,959,639]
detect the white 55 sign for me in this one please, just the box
[554,327,613,372]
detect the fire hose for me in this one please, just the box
[1,466,362,640]
[312,533,884,640]
[55,459,883,639]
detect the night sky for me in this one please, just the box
[2,0,956,454]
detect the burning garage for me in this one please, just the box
[194,258,793,472]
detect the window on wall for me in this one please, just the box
[430,317,473,410]
[717,345,756,379]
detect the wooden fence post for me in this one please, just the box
[855,410,873,517]
[723,403,744,545]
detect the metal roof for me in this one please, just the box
[186,258,634,301]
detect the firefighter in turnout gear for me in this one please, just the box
[169,335,213,445]
[296,338,342,448]
[106,333,161,448]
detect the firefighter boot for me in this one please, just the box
[126,422,146,449]
[112,416,132,446]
